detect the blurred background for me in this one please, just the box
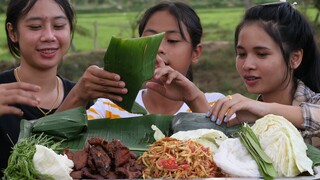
[0,0,319,97]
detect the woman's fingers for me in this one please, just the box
[0,82,41,116]
[4,90,39,106]
[227,116,242,127]
[5,81,41,92]
[0,106,24,116]
[207,96,230,123]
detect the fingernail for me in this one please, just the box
[205,111,210,117]
[224,116,227,122]
[210,115,215,121]
[216,118,221,124]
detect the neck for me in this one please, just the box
[261,82,295,105]
[15,65,58,92]
[142,89,184,114]
[14,66,62,111]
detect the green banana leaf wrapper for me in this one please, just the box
[19,107,88,141]
[172,112,242,137]
[19,109,173,155]
[104,33,165,113]
[59,114,173,154]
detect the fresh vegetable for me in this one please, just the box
[104,33,165,112]
[137,137,218,178]
[4,134,61,180]
[170,128,227,153]
[33,145,74,180]
[152,124,165,141]
[238,123,277,180]
[251,114,314,177]
[214,138,260,177]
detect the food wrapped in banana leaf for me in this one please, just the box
[19,107,87,141]
[172,112,241,137]
[19,110,173,154]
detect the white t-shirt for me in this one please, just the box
[87,89,225,120]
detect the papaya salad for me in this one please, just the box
[136,137,223,179]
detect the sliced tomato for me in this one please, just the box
[157,158,178,170]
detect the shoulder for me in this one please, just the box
[0,69,15,83]
[294,80,320,103]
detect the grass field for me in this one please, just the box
[69,7,246,52]
[0,7,318,61]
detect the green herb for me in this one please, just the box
[3,134,61,180]
[238,123,277,180]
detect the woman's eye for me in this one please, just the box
[237,52,246,57]
[167,39,179,44]
[54,24,66,29]
[257,52,268,57]
[29,25,41,30]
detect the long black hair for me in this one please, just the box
[138,1,203,81]
[235,2,320,93]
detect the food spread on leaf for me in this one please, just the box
[136,137,225,178]
[8,108,320,179]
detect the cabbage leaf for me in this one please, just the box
[251,114,314,177]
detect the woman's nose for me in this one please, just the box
[40,26,56,42]
[157,40,165,55]
[242,55,256,70]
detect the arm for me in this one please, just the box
[57,65,128,112]
[207,93,304,128]
[0,82,40,116]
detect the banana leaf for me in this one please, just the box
[19,107,87,141]
[59,114,173,155]
[172,112,242,137]
[20,111,173,155]
[307,144,320,167]
[104,32,165,113]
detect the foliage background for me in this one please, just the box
[0,0,319,98]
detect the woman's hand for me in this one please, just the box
[206,93,264,126]
[0,82,40,116]
[146,56,209,112]
[58,65,127,111]
[147,65,200,102]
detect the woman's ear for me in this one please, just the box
[7,23,18,42]
[290,49,303,69]
[191,44,202,64]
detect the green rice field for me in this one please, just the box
[0,7,318,61]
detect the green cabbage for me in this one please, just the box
[251,114,314,177]
[170,129,227,153]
